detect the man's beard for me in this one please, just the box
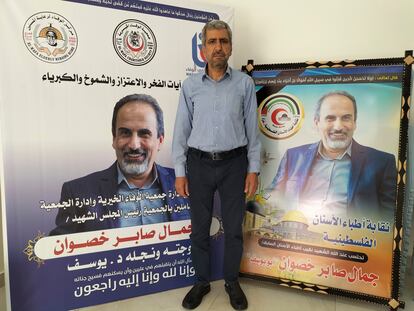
[210,53,228,69]
[118,148,150,176]
[326,130,352,150]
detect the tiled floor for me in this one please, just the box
[76,276,414,311]
[1,272,413,311]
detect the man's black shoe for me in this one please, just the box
[225,282,248,310]
[182,283,211,309]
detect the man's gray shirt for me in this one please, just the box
[172,66,261,177]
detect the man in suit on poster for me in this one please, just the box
[268,90,397,218]
[50,94,189,235]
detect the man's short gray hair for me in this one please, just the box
[201,20,232,46]
[314,90,357,121]
[112,94,164,138]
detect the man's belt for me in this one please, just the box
[188,146,246,161]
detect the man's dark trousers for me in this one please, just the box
[187,147,247,284]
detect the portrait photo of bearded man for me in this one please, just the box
[267,90,397,219]
[50,93,189,235]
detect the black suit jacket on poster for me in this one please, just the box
[50,162,190,235]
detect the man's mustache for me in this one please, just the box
[123,148,147,156]
[329,130,347,135]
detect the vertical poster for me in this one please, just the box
[0,1,234,310]
[240,55,412,309]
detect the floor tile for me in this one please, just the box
[1,269,413,311]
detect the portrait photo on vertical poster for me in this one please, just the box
[240,51,413,310]
[0,1,231,310]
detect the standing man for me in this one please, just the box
[172,20,261,310]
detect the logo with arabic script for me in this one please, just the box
[192,32,206,67]
[186,32,205,76]
[258,93,304,139]
[113,19,157,66]
[22,12,78,63]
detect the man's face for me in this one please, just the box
[315,94,356,154]
[112,102,163,180]
[46,31,57,46]
[202,28,232,70]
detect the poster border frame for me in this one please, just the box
[240,50,413,311]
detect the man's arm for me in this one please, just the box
[172,80,194,197]
[244,172,258,198]
[175,176,189,198]
[243,77,261,197]
[243,77,261,174]
[266,151,289,194]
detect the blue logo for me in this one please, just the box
[191,33,205,68]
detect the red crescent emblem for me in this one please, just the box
[200,50,206,62]
[271,108,287,126]
[125,34,145,52]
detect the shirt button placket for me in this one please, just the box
[213,86,219,149]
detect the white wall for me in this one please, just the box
[0,193,3,287]
[199,0,414,67]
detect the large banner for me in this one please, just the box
[240,55,412,309]
[0,1,233,310]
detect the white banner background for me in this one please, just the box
[0,1,233,310]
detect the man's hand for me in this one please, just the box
[244,172,258,199]
[175,176,189,197]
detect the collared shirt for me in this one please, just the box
[117,165,168,226]
[299,142,352,217]
[172,66,261,177]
